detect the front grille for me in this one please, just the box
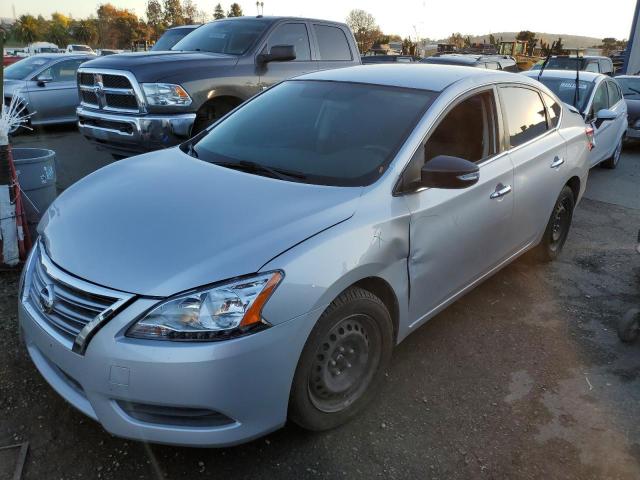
[102,74,132,89]
[81,90,98,105]
[117,401,235,428]
[78,70,141,112]
[79,72,95,86]
[78,115,134,134]
[105,93,138,110]
[27,247,122,343]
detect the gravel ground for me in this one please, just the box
[1,130,639,479]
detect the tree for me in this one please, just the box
[214,3,225,19]
[71,19,98,45]
[227,3,243,17]
[516,30,537,55]
[447,32,464,49]
[14,15,41,44]
[182,0,197,23]
[46,12,71,46]
[163,0,184,26]
[146,0,165,38]
[488,33,496,46]
[346,9,379,53]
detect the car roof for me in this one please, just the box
[615,75,639,80]
[423,55,479,65]
[297,64,526,92]
[521,69,603,83]
[213,16,349,27]
[167,24,201,30]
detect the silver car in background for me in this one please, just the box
[19,65,590,447]
[3,54,92,132]
[523,70,627,168]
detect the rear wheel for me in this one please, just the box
[289,287,393,431]
[532,185,575,262]
[601,136,623,169]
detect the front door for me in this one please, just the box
[401,89,516,324]
[257,22,317,90]
[587,80,616,166]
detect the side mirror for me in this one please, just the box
[421,155,479,189]
[36,74,53,87]
[258,44,296,64]
[596,108,617,121]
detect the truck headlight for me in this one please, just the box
[127,271,283,341]
[141,83,192,106]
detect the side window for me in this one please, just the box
[44,59,86,82]
[425,91,498,164]
[590,82,609,117]
[585,61,599,73]
[266,23,311,61]
[542,92,561,128]
[606,81,622,106]
[313,25,352,61]
[500,87,548,147]
[485,62,500,70]
[600,59,613,75]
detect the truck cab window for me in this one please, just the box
[266,23,311,61]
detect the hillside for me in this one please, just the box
[462,32,602,48]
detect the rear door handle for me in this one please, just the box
[550,156,565,168]
[490,184,512,199]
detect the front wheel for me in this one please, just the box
[289,287,393,431]
[601,136,623,169]
[532,185,575,262]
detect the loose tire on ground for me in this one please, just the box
[289,287,394,431]
[532,185,575,262]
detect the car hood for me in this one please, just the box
[3,78,27,94]
[39,149,362,297]
[80,51,239,83]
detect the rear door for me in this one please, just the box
[311,24,358,71]
[257,22,317,89]
[499,85,568,248]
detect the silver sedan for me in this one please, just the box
[19,64,590,447]
[4,54,92,132]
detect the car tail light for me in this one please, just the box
[585,126,595,151]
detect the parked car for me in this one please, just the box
[523,70,627,168]
[151,24,200,51]
[362,55,415,64]
[3,54,93,133]
[421,53,518,72]
[615,75,640,141]
[76,16,361,158]
[97,49,123,56]
[20,64,590,447]
[66,44,96,55]
[25,42,59,55]
[530,55,615,76]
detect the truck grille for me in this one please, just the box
[78,70,142,113]
[26,245,130,345]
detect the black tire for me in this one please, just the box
[192,99,238,135]
[532,185,575,262]
[289,287,394,431]
[618,308,640,343]
[601,136,623,169]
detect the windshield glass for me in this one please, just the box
[71,45,92,52]
[4,56,50,79]
[536,77,595,112]
[152,28,196,51]
[533,58,585,71]
[618,77,640,100]
[189,80,436,186]
[171,19,269,55]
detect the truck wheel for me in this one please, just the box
[532,185,575,262]
[618,309,640,343]
[192,99,238,135]
[289,287,393,431]
[601,136,623,169]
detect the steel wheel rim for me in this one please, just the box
[550,198,571,250]
[308,314,382,413]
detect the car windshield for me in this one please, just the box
[171,19,269,55]
[617,77,640,100]
[188,80,437,186]
[71,45,92,52]
[4,56,51,79]
[536,77,595,112]
[152,28,196,51]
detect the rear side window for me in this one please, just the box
[585,61,599,73]
[606,81,622,106]
[267,23,311,61]
[599,59,613,74]
[591,82,609,117]
[500,87,548,147]
[542,92,561,128]
[485,62,500,70]
[313,25,352,61]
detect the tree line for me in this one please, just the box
[6,1,245,50]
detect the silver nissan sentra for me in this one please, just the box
[18,64,591,447]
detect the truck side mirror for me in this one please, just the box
[258,45,296,64]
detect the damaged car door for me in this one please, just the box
[401,88,516,324]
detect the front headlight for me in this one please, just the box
[127,271,283,341]
[141,83,192,106]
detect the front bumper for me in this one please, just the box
[77,107,196,157]
[19,283,319,447]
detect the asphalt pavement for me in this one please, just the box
[1,128,639,479]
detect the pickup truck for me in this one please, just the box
[76,16,361,157]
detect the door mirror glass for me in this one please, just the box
[421,155,480,189]
[596,108,616,121]
[36,73,53,85]
[259,44,296,64]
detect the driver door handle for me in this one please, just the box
[490,184,512,199]
[550,156,565,168]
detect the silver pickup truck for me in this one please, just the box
[76,16,361,157]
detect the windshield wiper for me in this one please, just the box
[214,160,307,182]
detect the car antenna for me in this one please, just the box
[573,48,580,109]
[537,41,555,81]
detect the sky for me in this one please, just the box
[1,0,637,40]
